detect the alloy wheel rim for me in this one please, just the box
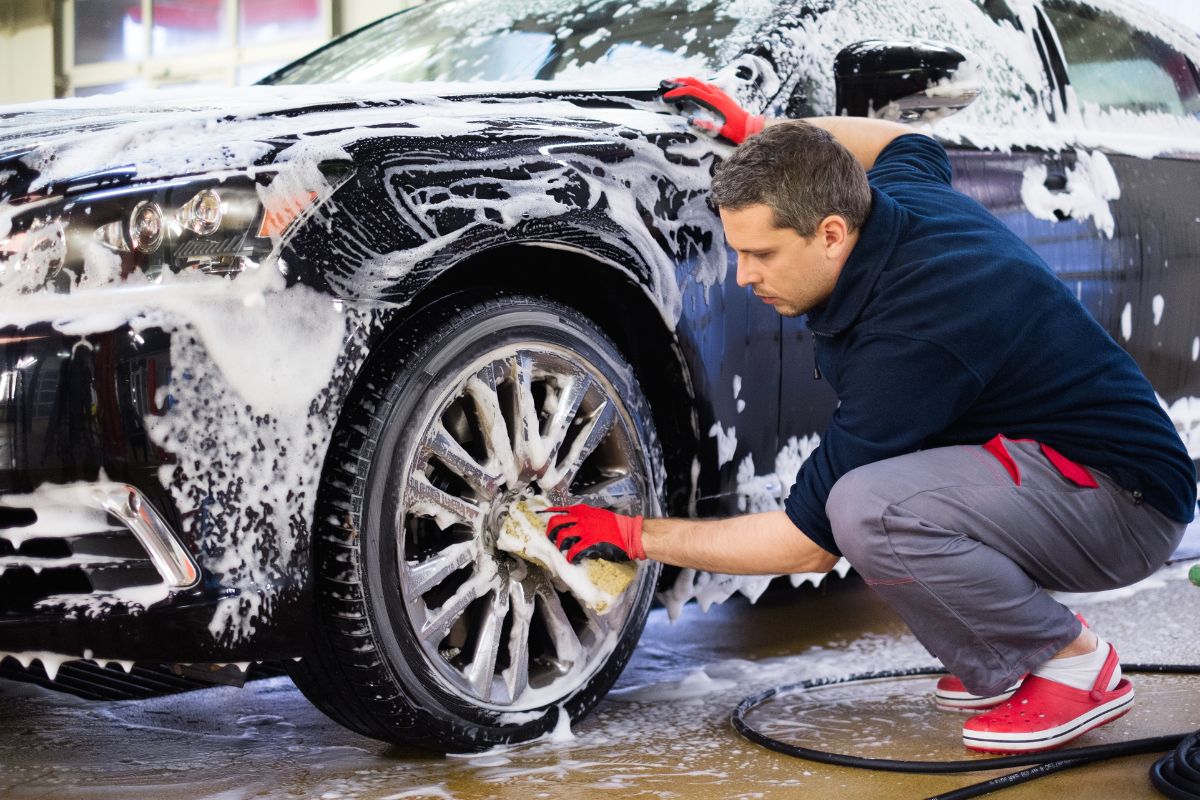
[396,343,651,711]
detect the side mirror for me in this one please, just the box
[834,39,981,122]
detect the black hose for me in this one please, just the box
[731,664,1200,799]
[1151,732,1200,800]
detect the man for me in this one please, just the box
[543,77,1196,753]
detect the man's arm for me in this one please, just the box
[658,76,919,169]
[781,117,917,171]
[642,511,840,575]
[543,504,840,575]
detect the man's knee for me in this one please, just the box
[826,462,894,563]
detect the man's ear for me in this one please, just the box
[819,214,851,256]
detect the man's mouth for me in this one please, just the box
[757,294,776,305]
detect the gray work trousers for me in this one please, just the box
[827,439,1186,697]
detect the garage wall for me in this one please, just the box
[0,0,56,106]
[0,0,421,107]
[338,0,419,35]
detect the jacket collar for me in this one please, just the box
[805,187,901,336]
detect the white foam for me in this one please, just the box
[707,422,737,468]
[1019,150,1121,238]
[0,650,75,681]
[1158,393,1200,459]
[609,666,737,702]
[379,787,455,800]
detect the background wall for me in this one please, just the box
[337,0,413,34]
[0,0,55,104]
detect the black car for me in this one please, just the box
[0,0,1197,750]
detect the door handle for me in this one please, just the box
[1044,170,1068,192]
[1041,153,1072,220]
[1043,154,1069,192]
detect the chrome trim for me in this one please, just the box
[0,481,199,590]
[98,485,199,590]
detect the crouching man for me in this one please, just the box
[542,78,1195,753]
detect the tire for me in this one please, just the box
[288,293,663,750]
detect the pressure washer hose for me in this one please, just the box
[731,664,1200,800]
[732,564,1200,797]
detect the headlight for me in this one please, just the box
[129,201,165,253]
[72,176,279,283]
[0,162,351,294]
[76,178,273,282]
[177,188,223,236]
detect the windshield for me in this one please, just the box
[262,0,771,86]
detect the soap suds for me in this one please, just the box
[707,422,737,468]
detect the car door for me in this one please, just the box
[679,258,783,517]
[1036,0,1200,460]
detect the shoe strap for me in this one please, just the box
[1090,643,1120,701]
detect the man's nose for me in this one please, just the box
[735,256,756,288]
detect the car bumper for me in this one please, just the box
[0,322,307,662]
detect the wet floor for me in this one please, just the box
[2,564,1198,800]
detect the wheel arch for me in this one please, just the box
[342,241,701,520]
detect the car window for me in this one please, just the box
[967,0,1020,28]
[1042,0,1200,117]
[263,0,771,86]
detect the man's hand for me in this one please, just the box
[543,505,645,564]
[659,76,766,144]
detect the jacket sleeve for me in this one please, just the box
[868,134,953,187]
[784,332,985,555]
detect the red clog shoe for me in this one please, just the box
[934,674,1024,711]
[962,645,1133,753]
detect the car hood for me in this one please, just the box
[0,81,670,200]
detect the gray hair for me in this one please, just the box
[711,120,871,237]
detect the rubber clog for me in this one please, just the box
[962,645,1133,753]
[934,674,1024,711]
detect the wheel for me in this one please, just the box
[288,293,663,750]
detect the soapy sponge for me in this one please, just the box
[496,497,636,615]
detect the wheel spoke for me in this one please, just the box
[502,579,535,703]
[509,353,548,479]
[582,601,615,643]
[405,540,478,596]
[537,586,583,664]
[466,372,519,486]
[571,472,642,514]
[426,422,503,498]
[419,569,492,644]
[406,473,484,531]
[540,372,590,476]
[543,400,616,495]
[464,581,511,700]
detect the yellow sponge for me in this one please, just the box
[496,498,636,614]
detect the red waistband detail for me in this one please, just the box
[981,434,1098,489]
[983,435,1021,485]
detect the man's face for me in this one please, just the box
[720,204,851,318]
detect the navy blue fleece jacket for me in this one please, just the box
[783,134,1196,556]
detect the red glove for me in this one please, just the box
[659,76,766,144]
[543,505,645,564]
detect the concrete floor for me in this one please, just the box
[1,564,1198,799]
